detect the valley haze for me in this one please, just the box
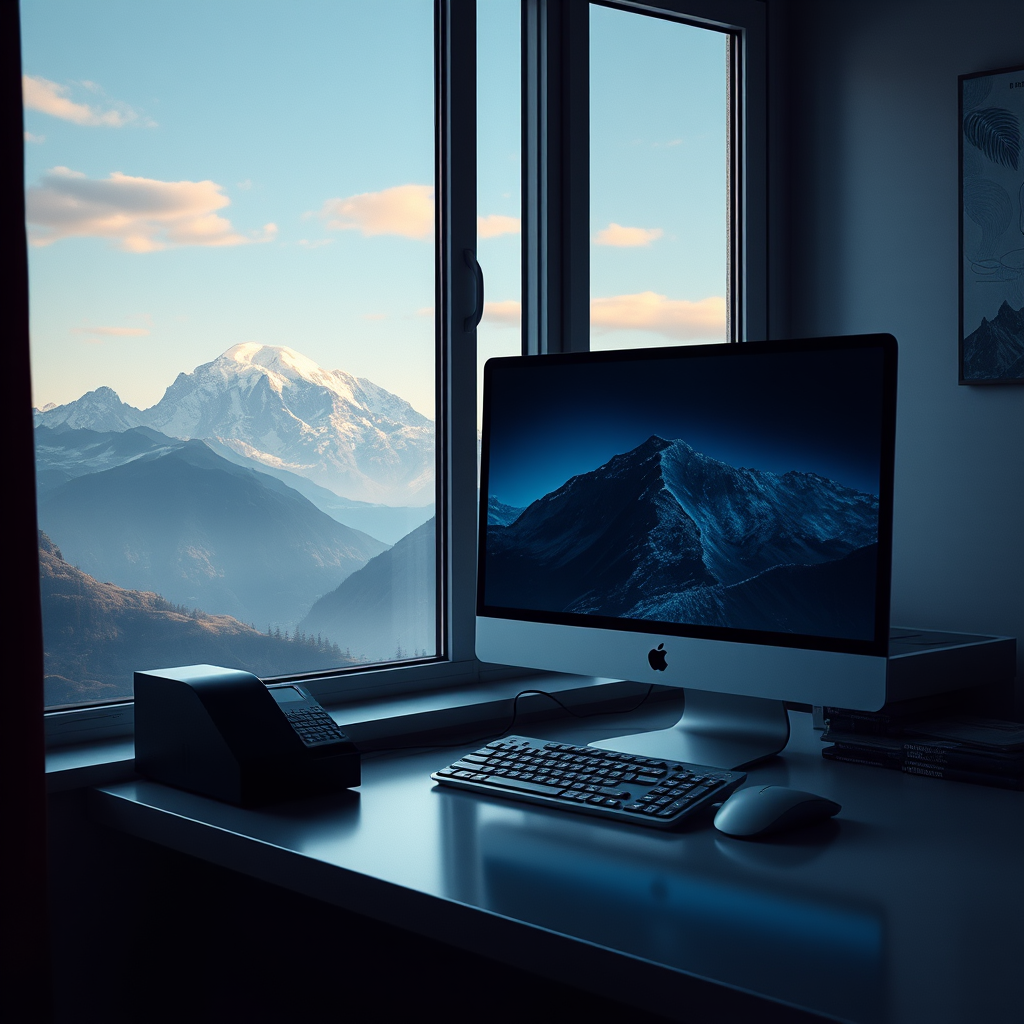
[33,345,439,703]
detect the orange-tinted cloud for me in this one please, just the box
[593,223,664,247]
[318,184,434,240]
[316,185,518,243]
[23,74,141,127]
[72,325,150,337]
[590,292,726,341]
[482,300,522,326]
[478,214,520,239]
[26,167,276,252]
[478,293,723,342]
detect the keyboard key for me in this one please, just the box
[484,776,565,797]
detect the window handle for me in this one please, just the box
[464,249,484,332]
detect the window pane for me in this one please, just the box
[590,5,729,351]
[477,0,522,427]
[24,0,437,709]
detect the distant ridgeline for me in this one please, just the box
[33,345,438,702]
[38,532,363,707]
[486,435,879,640]
[34,343,435,506]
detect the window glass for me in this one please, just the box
[477,0,522,426]
[589,4,730,351]
[23,0,437,709]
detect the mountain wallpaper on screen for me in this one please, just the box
[485,435,879,639]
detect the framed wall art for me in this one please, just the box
[959,63,1024,384]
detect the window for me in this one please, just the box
[522,0,765,356]
[27,0,764,736]
[26,1,484,720]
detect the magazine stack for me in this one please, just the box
[821,697,1024,790]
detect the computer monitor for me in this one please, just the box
[476,334,898,769]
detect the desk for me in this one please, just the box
[91,706,1023,1024]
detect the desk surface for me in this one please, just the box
[92,703,1023,1024]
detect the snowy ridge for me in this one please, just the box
[485,435,880,638]
[33,344,434,505]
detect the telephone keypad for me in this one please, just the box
[284,707,348,747]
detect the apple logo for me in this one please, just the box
[648,643,668,672]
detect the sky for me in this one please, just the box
[589,5,728,351]
[22,0,727,421]
[484,345,889,509]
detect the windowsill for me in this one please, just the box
[46,673,678,793]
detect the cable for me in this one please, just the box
[361,682,656,759]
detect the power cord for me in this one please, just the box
[361,682,656,760]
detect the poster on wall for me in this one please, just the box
[959,63,1024,384]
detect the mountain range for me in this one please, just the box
[300,518,435,662]
[34,343,435,506]
[487,496,527,527]
[37,438,387,630]
[38,532,360,708]
[33,343,441,704]
[34,423,433,546]
[485,436,879,639]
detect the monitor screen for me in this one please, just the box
[479,336,896,660]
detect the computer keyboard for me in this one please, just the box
[431,735,745,829]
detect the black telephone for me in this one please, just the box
[134,665,360,806]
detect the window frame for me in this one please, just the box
[522,0,766,356]
[35,0,767,748]
[38,0,489,746]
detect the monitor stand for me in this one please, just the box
[590,689,791,770]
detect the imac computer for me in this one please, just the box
[476,334,899,769]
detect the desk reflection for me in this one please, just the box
[439,798,886,1023]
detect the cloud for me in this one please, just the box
[593,223,664,247]
[476,294,723,339]
[590,292,726,341]
[22,74,143,127]
[482,300,521,326]
[72,325,151,338]
[317,184,434,240]
[24,131,45,144]
[26,167,276,252]
[478,214,520,239]
[314,185,520,244]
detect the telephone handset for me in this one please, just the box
[135,664,361,806]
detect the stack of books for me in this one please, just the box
[821,697,1024,790]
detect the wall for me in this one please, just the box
[768,0,1024,703]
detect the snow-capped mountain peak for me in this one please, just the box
[34,345,434,505]
[218,343,353,396]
